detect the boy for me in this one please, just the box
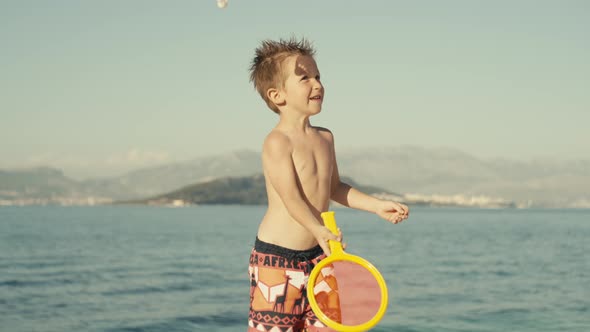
[247,37,409,332]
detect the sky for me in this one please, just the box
[1,0,589,179]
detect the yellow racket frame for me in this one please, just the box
[306,211,389,332]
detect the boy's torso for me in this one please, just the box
[258,126,334,250]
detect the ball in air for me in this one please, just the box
[217,0,228,9]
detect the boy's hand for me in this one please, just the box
[312,224,345,256]
[376,200,409,224]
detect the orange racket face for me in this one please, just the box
[306,212,389,331]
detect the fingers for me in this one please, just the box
[392,213,403,224]
[336,228,347,250]
[317,227,344,256]
[392,202,410,223]
[394,203,409,217]
[319,241,331,256]
[387,210,407,224]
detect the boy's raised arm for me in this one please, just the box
[262,131,340,255]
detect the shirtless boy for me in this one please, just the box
[247,37,409,332]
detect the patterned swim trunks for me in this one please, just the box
[247,237,335,332]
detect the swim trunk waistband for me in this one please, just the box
[254,237,323,260]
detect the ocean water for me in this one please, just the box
[0,205,588,332]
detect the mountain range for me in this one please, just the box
[1,146,589,208]
[118,174,399,206]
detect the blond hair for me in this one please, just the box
[249,37,316,113]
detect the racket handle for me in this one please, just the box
[321,211,343,255]
[320,211,338,235]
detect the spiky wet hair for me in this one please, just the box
[249,37,316,114]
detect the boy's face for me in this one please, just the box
[279,55,324,116]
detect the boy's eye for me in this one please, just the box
[300,76,308,81]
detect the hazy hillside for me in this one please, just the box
[337,146,590,207]
[2,146,589,207]
[83,149,261,199]
[0,167,114,205]
[0,167,87,199]
[120,175,398,206]
[124,174,268,205]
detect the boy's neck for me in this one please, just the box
[276,111,313,131]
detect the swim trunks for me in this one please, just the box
[247,237,335,332]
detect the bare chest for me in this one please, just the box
[290,138,333,181]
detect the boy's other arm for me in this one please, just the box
[262,132,340,255]
[329,137,409,224]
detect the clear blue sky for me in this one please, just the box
[1,0,589,178]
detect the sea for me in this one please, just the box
[0,205,588,332]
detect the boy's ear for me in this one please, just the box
[267,88,286,107]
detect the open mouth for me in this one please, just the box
[310,95,322,101]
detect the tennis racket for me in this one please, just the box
[306,211,389,331]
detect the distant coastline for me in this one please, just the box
[2,147,589,208]
[1,173,519,209]
[113,175,519,209]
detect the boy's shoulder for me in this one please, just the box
[262,126,334,155]
[314,126,334,141]
[262,130,292,155]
